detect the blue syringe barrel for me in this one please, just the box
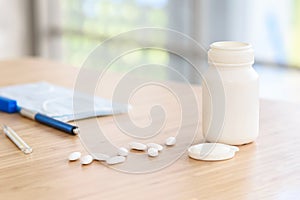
[20,108,78,135]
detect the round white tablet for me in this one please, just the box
[80,155,94,165]
[118,147,129,157]
[165,137,176,146]
[129,142,147,151]
[147,143,163,151]
[147,147,159,157]
[106,156,126,165]
[188,143,239,161]
[92,153,110,161]
[68,151,81,161]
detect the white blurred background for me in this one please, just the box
[1,0,300,102]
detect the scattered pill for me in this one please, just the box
[118,147,129,157]
[106,156,126,165]
[147,143,163,151]
[80,155,94,165]
[165,137,176,146]
[129,142,147,151]
[92,153,110,161]
[147,147,159,157]
[68,151,81,161]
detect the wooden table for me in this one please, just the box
[0,58,299,200]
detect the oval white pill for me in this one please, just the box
[148,147,159,157]
[106,156,126,165]
[118,147,129,157]
[147,143,163,151]
[92,153,110,161]
[68,151,81,161]
[129,142,147,151]
[80,155,94,165]
[165,137,176,146]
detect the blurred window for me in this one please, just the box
[35,0,300,70]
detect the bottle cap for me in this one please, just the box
[188,143,239,161]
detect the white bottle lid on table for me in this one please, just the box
[188,143,239,161]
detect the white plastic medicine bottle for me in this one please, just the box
[202,41,259,145]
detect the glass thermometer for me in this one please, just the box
[2,125,33,154]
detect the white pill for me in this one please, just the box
[92,153,110,161]
[129,142,147,151]
[165,137,176,146]
[148,147,159,157]
[147,143,163,151]
[80,155,94,165]
[68,151,81,161]
[106,156,126,165]
[118,147,129,157]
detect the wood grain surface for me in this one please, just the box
[0,58,299,200]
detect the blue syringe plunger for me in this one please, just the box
[0,96,20,113]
